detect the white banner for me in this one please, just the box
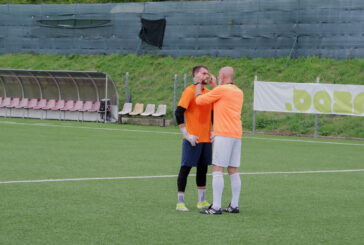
[254,81,364,117]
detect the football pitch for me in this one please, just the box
[0,118,363,245]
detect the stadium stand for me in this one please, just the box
[0,69,119,122]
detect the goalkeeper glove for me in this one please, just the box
[180,127,199,146]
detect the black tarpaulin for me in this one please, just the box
[138,18,166,49]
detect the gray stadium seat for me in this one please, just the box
[141,104,155,116]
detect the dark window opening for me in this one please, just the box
[37,19,111,29]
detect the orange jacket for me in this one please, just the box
[196,84,243,139]
[178,84,213,142]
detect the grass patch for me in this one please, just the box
[0,54,363,138]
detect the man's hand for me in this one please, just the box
[184,134,199,146]
[210,131,215,143]
[180,127,199,146]
[209,73,217,88]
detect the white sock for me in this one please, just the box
[230,173,241,208]
[198,188,206,203]
[178,192,184,203]
[212,171,224,210]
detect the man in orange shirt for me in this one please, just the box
[175,65,213,212]
[195,66,244,215]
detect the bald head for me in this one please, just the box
[218,66,234,85]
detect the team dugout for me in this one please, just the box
[0,69,119,122]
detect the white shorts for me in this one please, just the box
[212,136,242,168]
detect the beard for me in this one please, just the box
[201,78,208,84]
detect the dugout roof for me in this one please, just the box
[0,69,119,105]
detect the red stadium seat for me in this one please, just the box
[69,100,84,112]
[6,98,20,108]
[88,101,100,112]
[80,101,93,112]
[60,100,74,111]
[15,98,29,108]
[51,100,65,110]
[33,99,47,109]
[24,98,38,109]
[43,99,56,110]
[0,97,11,107]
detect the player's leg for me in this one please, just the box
[200,136,230,215]
[196,163,209,209]
[224,138,242,213]
[224,166,240,213]
[177,139,201,212]
[177,165,192,211]
[196,142,212,209]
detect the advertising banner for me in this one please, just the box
[254,81,364,116]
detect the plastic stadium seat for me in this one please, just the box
[141,104,155,116]
[80,101,93,112]
[33,99,47,109]
[69,100,84,111]
[6,98,20,108]
[60,100,74,111]
[51,100,65,110]
[88,101,100,112]
[129,103,144,116]
[43,99,56,110]
[24,98,38,109]
[15,98,29,108]
[152,104,167,117]
[118,103,132,115]
[1,97,11,107]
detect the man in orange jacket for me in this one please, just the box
[174,65,213,212]
[195,66,244,215]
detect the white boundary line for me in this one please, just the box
[0,120,363,147]
[1,169,363,184]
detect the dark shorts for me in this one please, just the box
[181,139,212,167]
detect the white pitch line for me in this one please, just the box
[1,120,363,147]
[245,136,364,146]
[1,169,363,185]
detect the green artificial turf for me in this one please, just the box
[0,118,363,244]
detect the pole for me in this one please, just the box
[252,75,258,134]
[314,76,320,137]
[124,72,129,103]
[183,74,187,89]
[173,74,178,123]
[104,75,108,124]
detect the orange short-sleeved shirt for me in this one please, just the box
[195,84,243,139]
[178,84,212,143]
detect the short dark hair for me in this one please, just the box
[192,65,208,77]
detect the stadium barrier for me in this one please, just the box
[253,76,364,137]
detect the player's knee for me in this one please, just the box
[227,166,239,175]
